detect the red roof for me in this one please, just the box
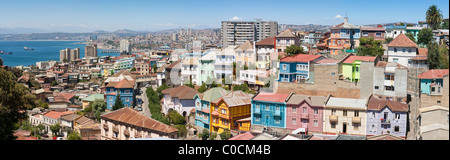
[43,110,74,119]
[253,92,291,103]
[367,96,409,112]
[255,36,275,46]
[316,58,340,64]
[280,54,323,63]
[387,33,418,48]
[228,132,254,140]
[418,69,449,79]
[342,55,377,64]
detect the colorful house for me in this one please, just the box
[385,33,420,68]
[251,92,293,129]
[329,16,361,55]
[384,25,406,39]
[418,69,449,95]
[339,54,377,82]
[82,94,105,110]
[197,50,216,85]
[285,94,330,134]
[234,40,255,68]
[278,54,324,83]
[194,87,230,130]
[323,97,367,136]
[406,27,422,41]
[366,95,409,139]
[105,78,135,110]
[161,85,199,116]
[210,91,253,133]
[275,29,301,53]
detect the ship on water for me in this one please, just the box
[0,51,13,54]
[24,47,34,50]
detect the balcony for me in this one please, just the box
[254,108,261,114]
[300,113,309,119]
[352,117,361,124]
[329,115,338,122]
[380,119,391,125]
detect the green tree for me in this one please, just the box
[209,132,217,140]
[168,110,186,125]
[285,45,304,56]
[50,123,61,136]
[92,99,107,122]
[51,80,58,86]
[197,83,207,93]
[112,93,124,111]
[405,32,416,43]
[233,83,249,92]
[440,19,449,29]
[438,46,449,69]
[385,37,394,44]
[131,67,136,71]
[417,28,434,45]
[152,64,157,73]
[37,124,45,134]
[198,129,210,140]
[174,124,187,138]
[356,37,385,57]
[219,129,231,140]
[67,131,82,140]
[156,84,169,100]
[426,5,443,30]
[0,68,36,140]
[427,42,441,69]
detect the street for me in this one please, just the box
[140,87,152,118]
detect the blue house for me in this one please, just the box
[418,69,449,95]
[194,87,230,130]
[278,54,324,83]
[106,78,135,110]
[251,92,293,129]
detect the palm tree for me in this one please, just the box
[426,5,443,30]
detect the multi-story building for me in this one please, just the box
[285,94,329,134]
[366,95,409,139]
[360,27,385,41]
[323,97,367,136]
[210,91,253,133]
[165,60,182,87]
[339,54,378,83]
[120,39,131,55]
[198,50,216,85]
[384,25,406,39]
[329,16,361,55]
[105,78,135,110]
[181,57,199,85]
[235,40,256,68]
[221,19,278,48]
[275,29,301,53]
[59,48,80,62]
[255,36,275,70]
[114,57,135,73]
[360,61,408,102]
[419,69,449,96]
[385,33,422,68]
[194,87,230,131]
[84,44,98,58]
[251,92,293,130]
[161,85,199,117]
[101,107,178,140]
[406,27,422,41]
[278,54,325,83]
[134,58,151,76]
[214,46,235,82]
[239,69,270,90]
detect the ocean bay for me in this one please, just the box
[0,41,119,67]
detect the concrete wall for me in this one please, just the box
[421,129,449,140]
[360,62,374,99]
[443,75,449,107]
[420,93,444,108]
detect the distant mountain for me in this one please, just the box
[113,29,139,34]
[91,30,109,33]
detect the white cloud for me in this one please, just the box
[335,15,343,19]
[230,16,243,21]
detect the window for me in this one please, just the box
[282,64,287,70]
[375,86,379,89]
[376,32,382,37]
[274,117,280,124]
[355,111,359,117]
[255,117,260,121]
[397,98,402,102]
[292,107,297,113]
[256,104,260,110]
[303,107,307,113]
[355,67,359,72]
[314,120,318,127]
[331,72,336,76]
[265,105,270,111]
[276,106,280,111]
[385,86,395,91]
[221,109,227,114]
[331,122,336,128]
[354,124,359,130]
[343,110,347,116]
[362,32,368,36]
[332,109,336,115]
[385,74,395,80]
[292,118,297,125]
[394,48,397,52]
[393,58,399,63]
[394,126,400,132]
[395,113,400,120]
[125,98,129,102]
[314,108,318,115]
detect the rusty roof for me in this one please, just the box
[367,95,409,112]
[161,85,199,100]
[101,107,178,134]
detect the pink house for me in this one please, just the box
[286,95,330,134]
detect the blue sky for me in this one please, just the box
[1,0,448,32]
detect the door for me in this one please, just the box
[302,119,308,128]
[342,123,347,134]
[265,116,269,126]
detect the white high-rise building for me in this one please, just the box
[221,19,278,48]
[120,39,131,55]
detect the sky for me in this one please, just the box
[0,0,449,33]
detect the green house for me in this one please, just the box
[340,54,377,82]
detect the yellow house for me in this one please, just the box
[210,91,254,133]
[234,40,256,68]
